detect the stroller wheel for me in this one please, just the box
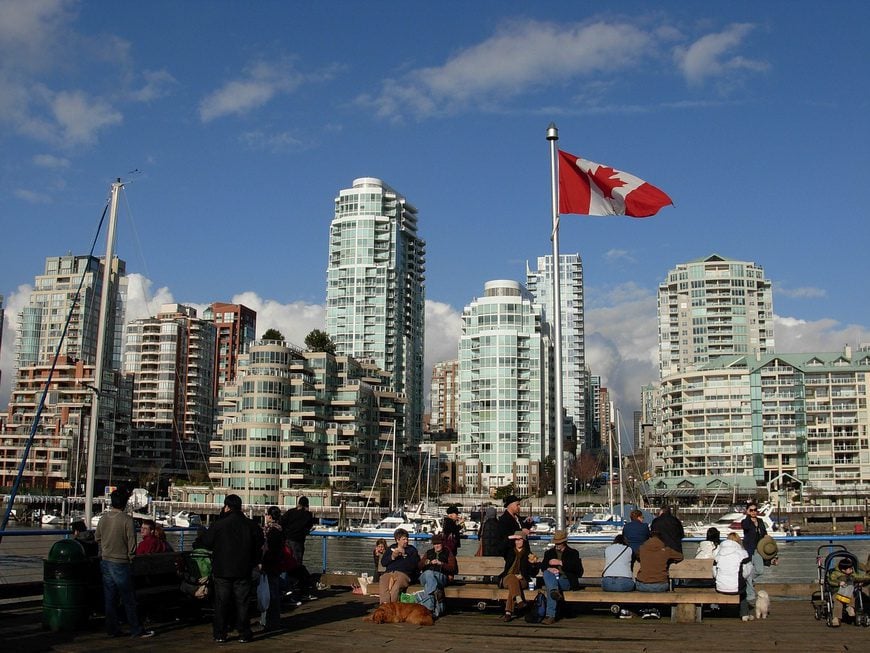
[610,604,621,615]
[476,601,487,612]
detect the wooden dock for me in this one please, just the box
[1,589,867,653]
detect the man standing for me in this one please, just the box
[201,494,264,644]
[416,533,457,618]
[94,489,154,639]
[539,530,583,625]
[649,505,685,554]
[496,495,529,556]
[281,495,315,564]
[441,505,463,556]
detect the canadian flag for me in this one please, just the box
[558,149,672,217]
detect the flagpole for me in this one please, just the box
[546,123,565,531]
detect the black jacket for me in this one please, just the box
[496,511,525,556]
[499,545,538,584]
[201,510,264,578]
[281,507,315,542]
[541,545,584,590]
[650,512,685,554]
[479,517,502,557]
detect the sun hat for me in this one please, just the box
[431,533,444,545]
[552,530,568,545]
[757,534,779,560]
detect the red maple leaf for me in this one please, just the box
[589,165,626,200]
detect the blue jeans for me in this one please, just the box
[602,576,636,592]
[418,570,447,617]
[100,560,144,637]
[635,580,670,592]
[542,570,571,618]
[213,576,253,640]
[259,573,282,630]
[745,551,763,602]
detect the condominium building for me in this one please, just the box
[458,280,553,495]
[203,302,256,396]
[210,339,405,505]
[326,177,426,450]
[1,254,129,492]
[658,254,773,378]
[658,347,870,499]
[527,254,587,449]
[429,359,459,435]
[124,304,216,485]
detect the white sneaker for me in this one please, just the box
[741,615,755,622]
[618,609,633,619]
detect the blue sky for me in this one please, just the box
[2,1,870,423]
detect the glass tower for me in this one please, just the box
[326,177,426,448]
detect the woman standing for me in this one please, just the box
[498,531,538,622]
[259,506,285,631]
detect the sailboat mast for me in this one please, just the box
[608,401,614,515]
[391,420,397,511]
[84,179,122,525]
[616,408,624,518]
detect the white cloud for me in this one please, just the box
[199,60,310,122]
[239,129,304,152]
[129,69,177,102]
[776,285,827,299]
[0,0,72,71]
[359,20,652,119]
[604,249,634,264]
[0,284,32,409]
[674,23,768,85]
[51,90,123,145]
[13,188,51,203]
[33,153,69,168]
[774,315,870,353]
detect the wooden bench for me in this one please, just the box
[413,556,738,623]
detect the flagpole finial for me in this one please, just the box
[546,122,558,141]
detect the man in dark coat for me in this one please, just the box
[649,505,685,554]
[441,505,463,556]
[201,494,264,643]
[496,495,529,556]
[281,495,315,564]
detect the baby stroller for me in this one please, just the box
[812,545,869,627]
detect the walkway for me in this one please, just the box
[1,590,865,653]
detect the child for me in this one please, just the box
[827,557,869,626]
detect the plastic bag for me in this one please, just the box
[257,573,271,612]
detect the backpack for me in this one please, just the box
[524,592,547,623]
[181,548,212,600]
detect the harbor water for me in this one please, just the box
[2,524,869,588]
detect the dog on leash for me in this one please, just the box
[754,590,770,619]
[364,602,434,626]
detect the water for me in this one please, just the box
[3,524,869,587]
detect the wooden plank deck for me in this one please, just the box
[0,589,865,652]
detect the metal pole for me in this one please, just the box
[617,409,624,518]
[84,179,122,525]
[546,123,565,530]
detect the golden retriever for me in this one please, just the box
[364,602,434,626]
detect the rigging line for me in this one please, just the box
[120,186,160,321]
[362,426,394,525]
[0,202,110,540]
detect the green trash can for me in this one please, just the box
[43,539,90,631]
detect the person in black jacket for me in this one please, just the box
[478,506,501,556]
[201,494,264,644]
[281,495,315,564]
[539,530,583,624]
[649,505,685,554]
[441,505,463,556]
[496,495,530,556]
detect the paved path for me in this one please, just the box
[1,591,866,653]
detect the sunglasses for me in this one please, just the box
[748,508,758,513]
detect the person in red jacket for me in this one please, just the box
[135,519,166,555]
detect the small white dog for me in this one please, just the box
[754,590,770,619]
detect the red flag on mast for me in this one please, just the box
[558,149,672,217]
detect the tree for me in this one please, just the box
[261,328,284,342]
[573,451,602,489]
[305,329,336,354]
[493,483,516,501]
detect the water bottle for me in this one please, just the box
[528,579,536,592]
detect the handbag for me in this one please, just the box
[257,573,271,612]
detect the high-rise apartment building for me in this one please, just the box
[124,304,216,485]
[458,280,553,495]
[658,347,870,498]
[326,177,426,449]
[210,338,405,504]
[203,302,256,395]
[658,254,773,378]
[1,255,129,491]
[527,253,587,450]
[429,359,459,435]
